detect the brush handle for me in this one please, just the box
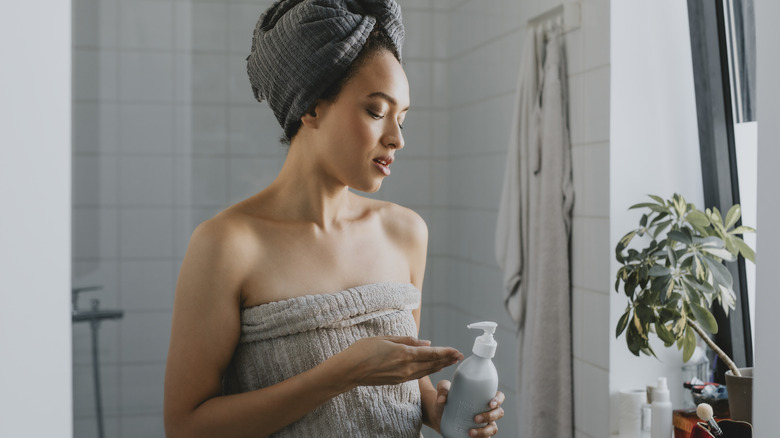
[707,418,724,437]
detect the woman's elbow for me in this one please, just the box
[164,409,196,438]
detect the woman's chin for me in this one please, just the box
[350,181,383,194]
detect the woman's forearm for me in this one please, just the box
[166,355,351,438]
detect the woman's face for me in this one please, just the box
[312,49,410,193]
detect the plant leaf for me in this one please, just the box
[630,202,660,210]
[703,257,734,288]
[701,247,737,262]
[656,321,677,346]
[649,265,671,276]
[694,236,725,248]
[693,254,705,280]
[627,324,641,356]
[633,310,646,339]
[652,220,673,239]
[689,301,718,334]
[730,225,756,235]
[711,206,723,224]
[734,238,756,263]
[662,277,675,303]
[725,204,741,230]
[641,344,658,359]
[668,230,692,245]
[718,284,737,313]
[681,281,699,303]
[616,308,631,338]
[649,194,666,205]
[682,325,697,362]
[649,211,670,225]
[687,210,711,229]
[619,230,638,249]
[681,275,715,295]
[636,304,656,325]
[651,275,672,293]
[667,245,678,267]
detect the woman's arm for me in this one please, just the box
[164,218,460,438]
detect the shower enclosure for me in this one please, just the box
[71,0,287,435]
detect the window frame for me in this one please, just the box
[686,0,755,381]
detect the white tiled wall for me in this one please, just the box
[568,1,611,436]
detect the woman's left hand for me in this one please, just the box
[432,380,506,437]
[469,390,505,437]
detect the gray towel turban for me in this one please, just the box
[247,0,404,140]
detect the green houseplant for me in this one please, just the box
[614,193,756,378]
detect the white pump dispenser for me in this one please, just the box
[469,322,498,358]
[440,322,499,438]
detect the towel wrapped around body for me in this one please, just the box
[222,282,423,437]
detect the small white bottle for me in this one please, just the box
[650,377,673,438]
[440,322,499,438]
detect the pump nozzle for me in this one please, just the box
[467,321,498,358]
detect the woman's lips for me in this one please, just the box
[372,158,391,176]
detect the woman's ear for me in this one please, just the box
[300,101,322,128]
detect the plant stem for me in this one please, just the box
[687,320,742,377]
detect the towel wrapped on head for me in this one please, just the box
[247,0,404,141]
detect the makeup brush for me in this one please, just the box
[696,403,724,437]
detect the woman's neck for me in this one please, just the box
[262,144,357,229]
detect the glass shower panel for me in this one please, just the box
[71,1,284,436]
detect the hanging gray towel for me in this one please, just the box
[495,27,541,326]
[495,23,574,438]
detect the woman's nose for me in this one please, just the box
[385,124,404,150]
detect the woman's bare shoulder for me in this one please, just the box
[192,208,255,248]
[363,198,428,249]
[185,207,264,275]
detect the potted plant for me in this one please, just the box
[614,193,756,420]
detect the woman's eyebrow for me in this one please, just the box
[366,91,410,111]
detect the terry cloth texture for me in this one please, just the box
[247,0,404,140]
[222,282,424,438]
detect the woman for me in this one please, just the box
[163,1,505,436]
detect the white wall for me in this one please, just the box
[753,0,780,434]
[610,2,702,433]
[0,1,73,437]
[611,1,780,436]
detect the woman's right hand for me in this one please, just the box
[335,336,463,388]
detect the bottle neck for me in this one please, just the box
[469,352,493,361]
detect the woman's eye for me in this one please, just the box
[367,110,384,120]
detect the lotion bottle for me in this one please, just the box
[650,377,672,438]
[440,322,499,438]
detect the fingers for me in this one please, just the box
[474,406,504,424]
[469,421,498,437]
[408,346,463,363]
[383,337,463,361]
[401,345,461,381]
[436,380,451,404]
[406,357,458,381]
[383,336,432,347]
[472,392,505,435]
[491,391,506,409]
[349,337,462,385]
